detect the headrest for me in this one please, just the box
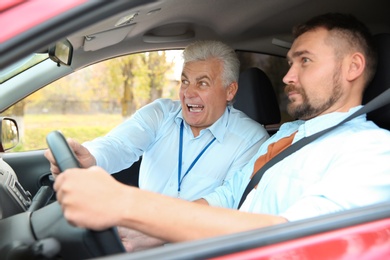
[234,67,281,125]
[362,34,390,130]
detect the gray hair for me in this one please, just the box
[182,40,240,88]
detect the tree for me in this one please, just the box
[138,51,175,105]
[4,51,178,123]
[105,51,175,118]
[22,51,176,119]
[105,55,138,118]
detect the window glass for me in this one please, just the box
[2,51,289,152]
[2,51,182,152]
[0,54,48,84]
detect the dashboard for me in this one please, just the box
[0,158,32,219]
[0,155,125,259]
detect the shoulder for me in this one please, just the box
[145,98,180,110]
[228,107,264,129]
[225,107,269,141]
[309,118,390,158]
[337,117,390,139]
[137,98,181,115]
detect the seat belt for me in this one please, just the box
[238,87,390,209]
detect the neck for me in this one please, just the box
[190,126,201,137]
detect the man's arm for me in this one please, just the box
[121,188,287,242]
[118,198,210,252]
[54,166,287,242]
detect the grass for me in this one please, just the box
[15,114,124,151]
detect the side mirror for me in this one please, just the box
[0,118,19,152]
[48,39,73,66]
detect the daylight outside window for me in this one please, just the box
[1,50,289,152]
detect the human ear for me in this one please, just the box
[226,82,238,101]
[346,52,365,81]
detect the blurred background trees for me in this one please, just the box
[2,50,290,150]
[25,51,179,119]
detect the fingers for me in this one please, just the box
[66,138,80,152]
[67,138,97,168]
[54,167,119,230]
[44,148,61,176]
[116,226,165,252]
[43,147,55,163]
[52,169,69,198]
[53,169,88,229]
[44,137,85,176]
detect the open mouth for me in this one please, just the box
[187,104,204,112]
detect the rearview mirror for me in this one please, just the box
[48,39,73,66]
[0,118,19,152]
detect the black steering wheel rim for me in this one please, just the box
[42,130,125,258]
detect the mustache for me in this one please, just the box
[284,84,297,95]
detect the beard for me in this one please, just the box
[285,66,343,120]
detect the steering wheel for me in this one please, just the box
[36,130,126,258]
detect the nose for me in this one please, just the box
[282,66,297,85]
[183,83,197,98]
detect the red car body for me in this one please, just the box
[1,1,390,259]
[1,0,86,43]
[212,219,390,259]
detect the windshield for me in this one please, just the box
[0,53,48,84]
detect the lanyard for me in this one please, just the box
[177,121,216,198]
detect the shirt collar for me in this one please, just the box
[277,105,366,142]
[297,105,365,138]
[175,106,231,142]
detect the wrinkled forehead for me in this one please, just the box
[181,58,223,79]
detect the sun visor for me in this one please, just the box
[83,24,136,51]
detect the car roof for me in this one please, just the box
[2,0,389,69]
[1,0,389,116]
[56,0,390,67]
[1,0,389,111]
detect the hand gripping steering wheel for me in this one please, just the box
[44,130,125,258]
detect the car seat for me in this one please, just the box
[235,67,281,135]
[363,33,390,130]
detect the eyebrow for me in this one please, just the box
[181,72,211,82]
[196,75,211,81]
[287,50,312,61]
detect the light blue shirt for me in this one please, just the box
[83,99,269,201]
[203,106,390,220]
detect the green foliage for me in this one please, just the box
[3,51,182,152]
[13,114,123,151]
[25,51,180,116]
[104,51,176,117]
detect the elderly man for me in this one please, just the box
[45,40,268,201]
